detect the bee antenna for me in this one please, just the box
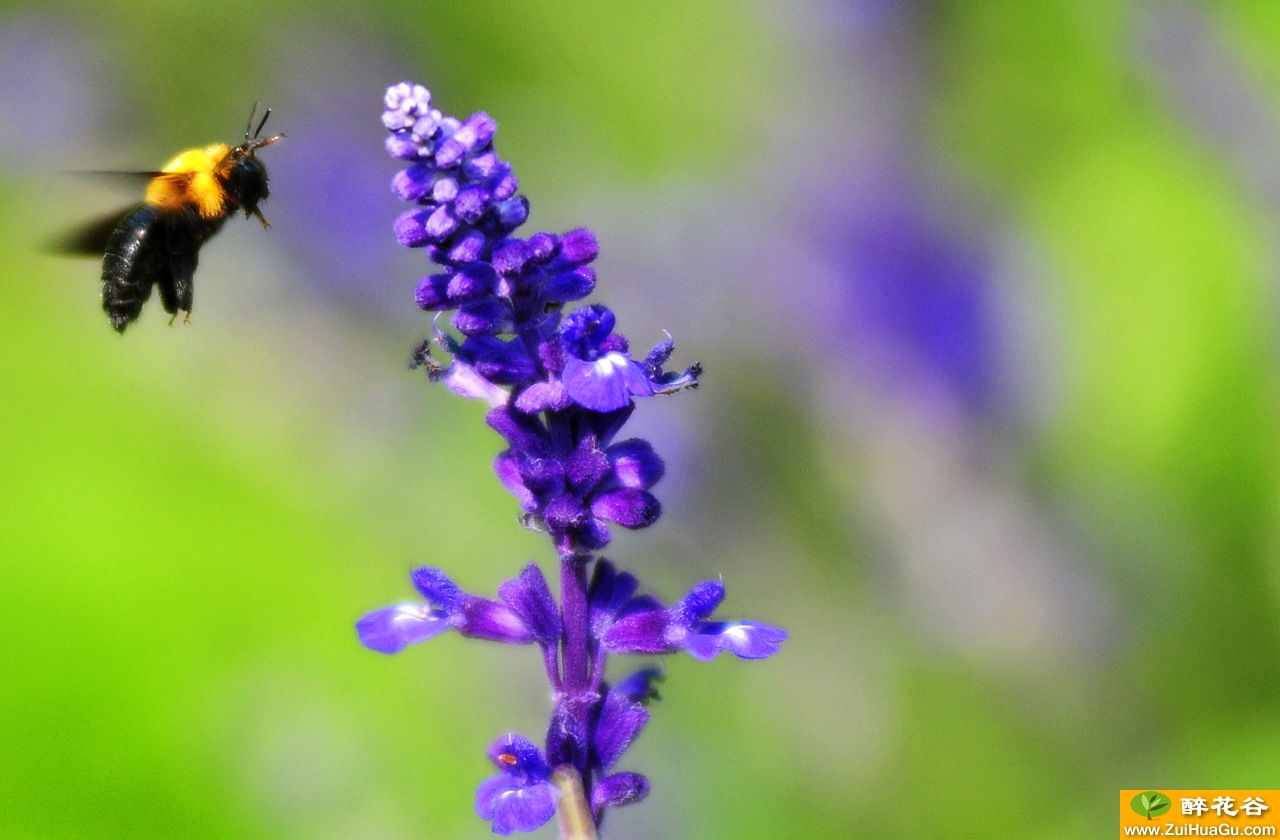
[244,102,272,141]
[253,107,272,140]
[245,102,259,142]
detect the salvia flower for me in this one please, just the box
[361,81,786,835]
[476,735,560,835]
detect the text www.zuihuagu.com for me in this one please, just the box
[1124,824,1276,836]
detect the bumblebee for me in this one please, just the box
[67,106,284,332]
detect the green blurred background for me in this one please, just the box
[3,0,1280,837]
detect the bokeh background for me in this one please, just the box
[3,0,1280,837]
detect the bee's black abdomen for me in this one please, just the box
[100,206,219,332]
[101,205,161,333]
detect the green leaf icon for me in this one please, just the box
[1131,791,1172,819]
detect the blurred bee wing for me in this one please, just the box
[49,171,196,255]
[48,206,136,256]
[76,170,167,181]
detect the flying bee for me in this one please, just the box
[63,105,284,332]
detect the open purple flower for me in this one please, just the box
[475,735,559,835]
[558,305,654,412]
[602,579,790,660]
[356,566,548,653]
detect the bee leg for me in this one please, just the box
[250,207,271,230]
[163,215,199,325]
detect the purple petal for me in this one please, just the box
[485,406,548,452]
[598,332,629,354]
[475,776,558,835]
[603,609,676,655]
[541,266,596,304]
[463,149,499,179]
[447,113,497,164]
[594,688,649,770]
[513,380,572,413]
[642,334,675,374]
[430,176,458,202]
[414,272,451,310]
[613,667,664,704]
[493,238,532,275]
[607,439,664,489]
[385,130,421,161]
[562,354,654,412]
[559,228,599,264]
[590,488,660,529]
[391,164,434,201]
[671,581,724,626]
[486,733,549,778]
[456,595,536,644]
[495,451,537,510]
[394,208,432,247]
[490,169,518,202]
[527,232,556,262]
[460,336,537,385]
[685,621,789,661]
[544,493,589,533]
[442,361,509,407]
[498,564,561,645]
[424,203,458,239]
[588,559,641,633]
[494,196,529,229]
[454,184,490,223]
[453,299,508,336]
[446,230,486,263]
[446,263,496,302]
[560,305,616,357]
[410,567,463,608]
[590,772,649,816]
[355,604,450,654]
[514,451,564,497]
[565,435,610,494]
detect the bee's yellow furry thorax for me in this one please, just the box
[144,143,231,219]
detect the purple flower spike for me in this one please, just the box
[476,735,559,835]
[372,81,785,834]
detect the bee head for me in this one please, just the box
[223,103,284,214]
